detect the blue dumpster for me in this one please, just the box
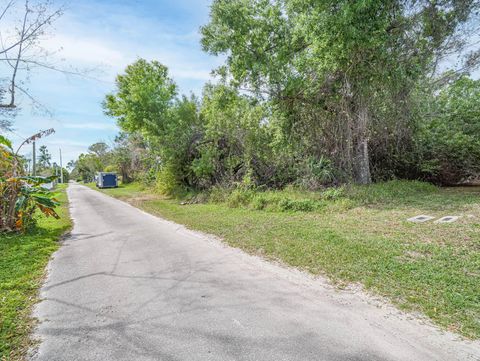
[96,172,118,189]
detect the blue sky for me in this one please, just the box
[5,0,220,165]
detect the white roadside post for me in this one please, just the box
[59,148,64,184]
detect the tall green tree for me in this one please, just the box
[75,153,102,182]
[37,145,51,170]
[88,142,109,158]
[201,0,480,183]
[104,59,203,190]
[66,160,77,171]
[104,59,177,137]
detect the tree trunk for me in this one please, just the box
[342,78,372,185]
[353,100,372,184]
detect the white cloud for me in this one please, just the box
[43,34,127,68]
[39,3,221,86]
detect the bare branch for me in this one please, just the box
[6,0,30,108]
[0,0,64,109]
[0,57,107,82]
[0,3,63,57]
[0,0,15,23]
[13,84,53,116]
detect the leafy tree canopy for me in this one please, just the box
[104,59,177,137]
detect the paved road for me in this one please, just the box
[32,183,480,361]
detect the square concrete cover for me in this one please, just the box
[407,215,435,223]
[434,216,460,224]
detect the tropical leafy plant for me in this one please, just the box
[0,130,60,233]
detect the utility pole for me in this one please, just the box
[32,141,36,176]
[59,148,64,184]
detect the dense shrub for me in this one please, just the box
[278,198,320,212]
[155,165,181,196]
[415,77,480,184]
[226,188,255,208]
[194,84,274,188]
[295,156,336,189]
[321,186,345,201]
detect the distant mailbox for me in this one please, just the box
[96,172,118,189]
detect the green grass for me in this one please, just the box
[91,180,480,339]
[85,182,148,200]
[0,185,72,361]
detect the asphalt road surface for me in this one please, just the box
[31,183,480,361]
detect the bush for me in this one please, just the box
[191,148,218,188]
[208,186,231,203]
[416,77,480,184]
[219,185,330,213]
[226,188,254,208]
[104,165,117,173]
[278,198,323,212]
[251,195,268,210]
[321,186,345,200]
[155,165,181,196]
[293,156,336,190]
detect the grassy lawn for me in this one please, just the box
[86,182,147,199]
[89,181,480,339]
[0,185,72,361]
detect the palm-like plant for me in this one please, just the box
[0,130,60,232]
